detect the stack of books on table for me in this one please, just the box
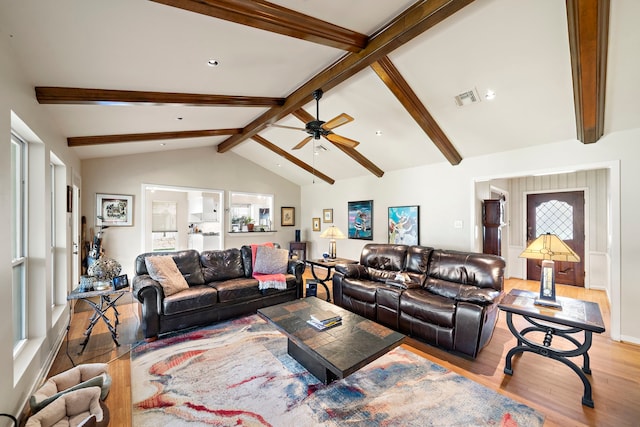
[307,309,342,330]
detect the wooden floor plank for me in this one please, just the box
[44,276,639,426]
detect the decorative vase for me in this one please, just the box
[87,257,122,289]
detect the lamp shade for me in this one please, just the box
[519,233,580,262]
[319,226,346,240]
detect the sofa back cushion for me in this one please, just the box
[425,250,505,300]
[403,245,433,286]
[201,248,245,282]
[360,244,408,282]
[135,249,204,286]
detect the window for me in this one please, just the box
[50,162,55,306]
[229,192,273,232]
[535,200,574,240]
[11,134,27,349]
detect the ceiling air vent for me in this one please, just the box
[454,89,480,107]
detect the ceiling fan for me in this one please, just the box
[271,89,360,150]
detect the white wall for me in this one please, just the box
[1,37,82,418]
[301,129,639,344]
[81,147,301,279]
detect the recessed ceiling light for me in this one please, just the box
[485,89,496,100]
[207,59,220,67]
[375,130,383,136]
[160,143,166,146]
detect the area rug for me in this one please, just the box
[131,315,544,426]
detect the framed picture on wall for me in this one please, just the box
[96,193,133,226]
[281,206,295,226]
[348,200,373,240]
[312,217,321,231]
[323,208,333,223]
[388,205,420,245]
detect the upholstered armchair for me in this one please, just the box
[25,387,104,427]
[27,363,111,427]
[30,363,111,414]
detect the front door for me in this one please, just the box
[526,191,585,287]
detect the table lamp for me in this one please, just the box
[519,232,580,309]
[319,226,346,259]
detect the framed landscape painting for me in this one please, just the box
[388,205,420,245]
[348,200,373,240]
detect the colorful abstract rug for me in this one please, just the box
[131,315,544,426]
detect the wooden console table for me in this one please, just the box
[499,289,605,407]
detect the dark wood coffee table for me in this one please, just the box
[258,297,405,384]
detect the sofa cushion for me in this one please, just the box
[425,279,501,305]
[213,277,266,302]
[135,250,204,286]
[163,285,218,315]
[254,245,288,274]
[400,288,456,328]
[365,267,397,283]
[145,256,189,296]
[403,245,433,286]
[426,250,504,291]
[201,249,245,282]
[360,244,408,271]
[341,278,378,304]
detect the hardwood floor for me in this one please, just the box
[46,277,640,426]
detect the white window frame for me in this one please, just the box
[12,133,27,353]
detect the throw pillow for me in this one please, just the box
[145,256,189,296]
[253,245,288,275]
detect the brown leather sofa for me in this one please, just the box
[332,243,505,358]
[133,245,304,340]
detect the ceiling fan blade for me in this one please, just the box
[325,133,359,148]
[292,136,313,150]
[322,113,354,130]
[269,123,306,131]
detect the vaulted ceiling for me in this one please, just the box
[2,0,638,186]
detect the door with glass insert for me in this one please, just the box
[526,191,585,287]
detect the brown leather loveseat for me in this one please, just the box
[133,245,304,340]
[332,243,505,358]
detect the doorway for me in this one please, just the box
[526,191,585,287]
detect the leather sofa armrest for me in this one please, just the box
[288,259,306,298]
[457,287,502,305]
[132,275,163,340]
[335,263,368,279]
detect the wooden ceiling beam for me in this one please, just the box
[293,108,384,178]
[68,128,241,147]
[150,0,367,52]
[36,87,284,107]
[566,0,609,144]
[371,56,462,165]
[217,0,476,153]
[251,135,335,185]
